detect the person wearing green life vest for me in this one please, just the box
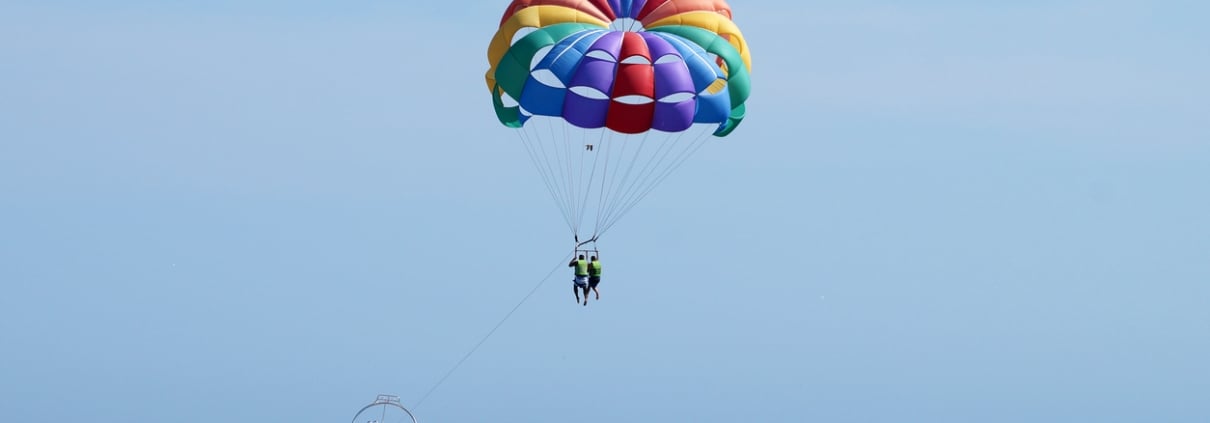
[569,254,590,306]
[587,256,602,301]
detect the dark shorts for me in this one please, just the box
[588,276,601,288]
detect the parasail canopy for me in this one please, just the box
[485,0,752,242]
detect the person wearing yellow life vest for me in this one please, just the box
[587,256,602,301]
[569,254,590,305]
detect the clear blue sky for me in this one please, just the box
[2,1,1208,422]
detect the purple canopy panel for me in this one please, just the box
[642,33,692,99]
[652,99,696,132]
[643,32,695,132]
[563,32,626,129]
[564,59,616,128]
[628,0,649,19]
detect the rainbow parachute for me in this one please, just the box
[485,0,752,242]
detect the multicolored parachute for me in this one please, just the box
[486,0,752,243]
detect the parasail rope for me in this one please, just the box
[412,252,574,411]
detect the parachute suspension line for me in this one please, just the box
[561,120,577,233]
[575,128,608,241]
[597,128,684,232]
[600,130,653,231]
[536,120,564,230]
[572,122,589,235]
[520,118,717,241]
[517,126,572,230]
[529,122,575,230]
[590,128,614,238]
[602,124,702,229]
[602,125,712,234]
[595,126,688,237]
[550,118,577,234]
[590,129,617,241]
[412,252,574,411]
[559,121,580,234]
[591,132,631,235]
[535,118,577,233]
[519,122,574,231]
[559,122,578,233]
[599,125,714,235]
[594,129,638,234]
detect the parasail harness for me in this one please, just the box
[574,234,600,261]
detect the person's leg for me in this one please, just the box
[573,283,581,303]
[579,277,588,305]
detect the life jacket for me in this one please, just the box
[589,261,602,277]
[574,259,589,276]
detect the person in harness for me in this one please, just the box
[587,255,602,302]
[569,254,590,305]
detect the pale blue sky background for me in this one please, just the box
[2,1,1209,422]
